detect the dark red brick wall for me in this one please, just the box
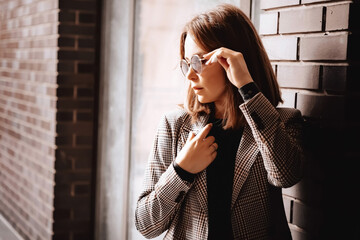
[53,0,101,239]
[0,0,58,239]
[0,0,101,239]
[260,0,360,239]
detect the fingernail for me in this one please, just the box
[211,56,218,63]
[205,59,211,65]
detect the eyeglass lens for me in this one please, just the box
[180,55,202,76]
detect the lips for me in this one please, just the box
[192,86,203,91]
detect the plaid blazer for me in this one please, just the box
[135,93,304,240]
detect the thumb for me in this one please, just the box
[187,131,195,143]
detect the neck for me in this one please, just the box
[214,101,225,119]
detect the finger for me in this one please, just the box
[212,143,218,151]
[203,135,215,145]
[217,56,229,69]
[205,51,218,65]
[195,123,213,140]
[205,48,232,66]
[209,143,218,153]
[187,131,195,142]
[203,49,217,60]
[211,150,217,159]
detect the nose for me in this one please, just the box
[186,66,198,81]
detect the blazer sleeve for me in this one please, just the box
[135,113,192,239]
[239,92,304,188]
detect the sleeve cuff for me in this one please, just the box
[173,161,195,183]
[238,82,260,101]
[155,163,192,203]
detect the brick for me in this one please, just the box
[322,66,347,92]
[74,183,90,195]
[57,99,94,109]
[260,0,299,10]
[282,196,292,222]
[277,65,320,89]
[299,34,348,60]
[76,135,93,145]
[296,93,345,121]
[289,224,308,240]
[59,25,96,35]
[57,87,74,97]
[56,136,74,145]
[56,111,74,121]
[58,50,95,61]
[59,11,76,22]
[302,0,330,3]
[58,37,75,47]
[78,38,95,48]
[262,36,298,60]
[54,156,73,170]
[0,0,59,237]
[73,232,91,240]
[77,87,94,97]
[77,63,94,73]
[58,74,94,85]
[54,172,92,185]
[58,62,75,73]
[282,177,325,205]
[292,201,323,232]
[259,12,278,35]
[279,7,323,33]
[326,4,349,31]
[74,158,92,169]
[54,184,71,196]
[53,219,91,232]
[79,13,96,23]
[56,122,93,134]
[53,233,70,240]
[59,1,97,11]
[278,89,297,108]
[76,111,93,121]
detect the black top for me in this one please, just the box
[206,115,243,240]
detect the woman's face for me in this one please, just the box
[184,35,227,106]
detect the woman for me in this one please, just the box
[135,4,304,240]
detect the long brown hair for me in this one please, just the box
[180,4,282,129]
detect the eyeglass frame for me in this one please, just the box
[180,54,207,76]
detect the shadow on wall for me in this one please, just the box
[298,113,360,239]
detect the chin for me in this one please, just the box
[197,96,212,104]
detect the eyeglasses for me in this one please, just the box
[180,55,206,76]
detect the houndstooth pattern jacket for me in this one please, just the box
[135,92,304,240]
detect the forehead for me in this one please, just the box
[184,35,206,59]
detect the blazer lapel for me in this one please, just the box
[231,124,259,209]
[181,114,209,212]
[180,114,257,212]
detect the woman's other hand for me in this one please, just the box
[175,123,218,174]
[204,47,254,89]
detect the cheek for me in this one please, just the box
[208,68,227,90]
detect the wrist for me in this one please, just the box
[173,160,195,183]
[238,81,259,101]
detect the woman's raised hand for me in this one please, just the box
[203,47,254,89]
[175,123,218,174]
